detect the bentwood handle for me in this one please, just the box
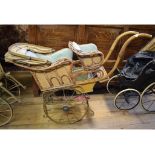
[107,33,152,78]
[103,31,139,65]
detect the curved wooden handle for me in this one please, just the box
[118,33,152,58]
[107,33,152,78]
[103,31,139,65]
[141,38,155,51]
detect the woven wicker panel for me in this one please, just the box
[33,72,51,90]
[50,77,61,87]
[82,58,93,67]
[92,56,102,64]
[57,66,72,85]
[46,70,61,88]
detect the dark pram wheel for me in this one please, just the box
[0,98,13,127]
[141,82,155,112]
[43,87,89,124]
[114,88,140,110]
[107,74,121,94]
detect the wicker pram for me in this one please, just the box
[4,31,152,124]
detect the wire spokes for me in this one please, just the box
[43,87,89,124]
[0,98,13,127]
[141,83,155,112]
[114,89,140,110]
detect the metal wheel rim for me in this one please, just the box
[141,82,155,112]
[43,88,89,124]
[114,88,140,110]
[106,74,120,94]
[0,98,13,127]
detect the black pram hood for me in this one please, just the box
[121,51,155,80]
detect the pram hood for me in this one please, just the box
[121,38,155,80]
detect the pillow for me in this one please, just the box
[72,42,81,50]
[35,48,73,63]
[69,41,98,53]
[79,43,98,53]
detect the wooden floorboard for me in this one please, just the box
[1,72,155,129]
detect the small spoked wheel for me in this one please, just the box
[0,98,13,127]
[107,74,121,94]
[114,88,140,110]
[43,87,89,124]
[141,82,155,112]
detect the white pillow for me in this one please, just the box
[72,42,81,51]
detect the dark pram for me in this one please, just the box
[107,38,155,112]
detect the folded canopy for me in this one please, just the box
[121,37,155,80]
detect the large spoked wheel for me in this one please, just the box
[0,98,13,127]
[114,88,141,110]
[43,87,89,124]
[106,74,121,94]
[141,82,155,112]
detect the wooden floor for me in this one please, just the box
[1,72,155,129]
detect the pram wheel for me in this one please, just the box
[43,87,89,124]
[141,82,155,112]
[114,88,140,110]
[107,74,121,94]
[0,98,13,127]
